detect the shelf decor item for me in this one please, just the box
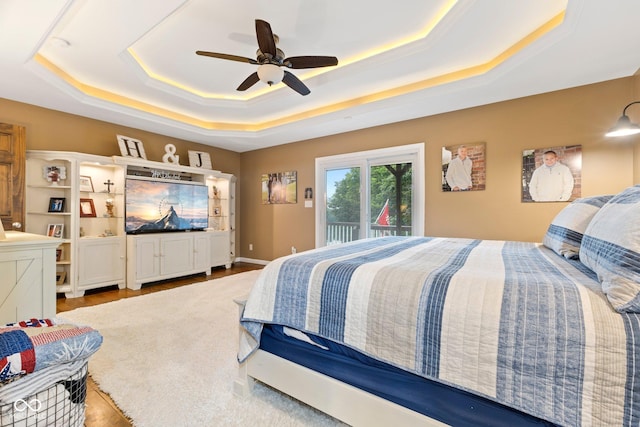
[55,271,66,286]
[43,165,66,185]
[79,198,97,217]
[117,134,147,159]
[105,199,115,217]
[47,224,64,238]
[48,197,66,213]
[79,175,94,192]
[188,150,212,169]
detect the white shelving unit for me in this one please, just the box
[26,151,236,296]
[26,151,126,297]
[206,173,236,268]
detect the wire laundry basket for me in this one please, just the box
[0,362,88,427]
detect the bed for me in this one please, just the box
[237,185,640,426]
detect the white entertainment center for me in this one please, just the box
[26,151,236,297]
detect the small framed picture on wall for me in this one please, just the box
[441,143,486,192]
[261,171,297,204]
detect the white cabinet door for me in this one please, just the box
[127,232,211,290]
[0,251,42,324]
[210,231,231,268]
[134,236,161,281]
[78,237,125,288]
[193,232,211,272]
[160,234,193,276]
[0,245,56,324]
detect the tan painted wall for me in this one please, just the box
[0,97,244,247]
[240,76,640,261]
[3,75,640,263]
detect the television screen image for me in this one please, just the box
[125,178,209,234]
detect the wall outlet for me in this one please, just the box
[249,243,253,251]
[291,246,297,254]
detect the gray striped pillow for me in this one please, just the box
[543,195,613,259]
[580,185,640,312]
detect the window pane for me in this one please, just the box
[326,167,360,245]
[370,163,412,237]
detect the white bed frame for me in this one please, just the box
[234,349,448,427]
[234,299,447,427]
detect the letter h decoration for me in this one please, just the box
[117,135,147,159]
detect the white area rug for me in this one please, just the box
[59,271,342,427]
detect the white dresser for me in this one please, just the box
[0,231,60,324]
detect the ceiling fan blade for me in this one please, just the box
[237,72,260,91]
[255,19,277,58]
[284,56,338,69]
[196,51,258,65]
[282,70,310,96]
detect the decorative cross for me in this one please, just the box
[104,179,114,193]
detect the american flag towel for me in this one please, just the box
[0,318,102,385]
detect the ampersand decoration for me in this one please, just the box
[162,144,180,164]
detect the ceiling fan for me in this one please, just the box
[196,19,338,96]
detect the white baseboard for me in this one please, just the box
[235,257,270,265]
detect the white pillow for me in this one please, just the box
[543,195,613,259]
[579,185,640,312]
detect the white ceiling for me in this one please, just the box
[1,0,639,152]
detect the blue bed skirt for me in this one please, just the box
[260,324,558,427]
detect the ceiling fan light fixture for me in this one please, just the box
[257,64,284,86]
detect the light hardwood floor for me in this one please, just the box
[55,262,264,427]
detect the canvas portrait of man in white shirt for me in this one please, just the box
[528,150,575,202]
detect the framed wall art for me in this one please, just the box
[261,171,297,204]
[522,145,582,203]
[441,143,486,192]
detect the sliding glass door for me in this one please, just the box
[316,144,424,247]
[325,167,361,245]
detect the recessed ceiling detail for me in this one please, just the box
[34,1,566,134]
[4,1,638,152]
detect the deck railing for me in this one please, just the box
[326,222,412,245]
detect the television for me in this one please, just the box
[125,177,209,234]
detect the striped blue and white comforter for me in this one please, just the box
[239,236,640,426]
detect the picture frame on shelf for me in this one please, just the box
[47,224,64,238]
[79,198,97,217]
[55,271,66,286]
[56,248,63,261]
[79,175,94,192]
[48,197,66,213]
[42,165,66,185]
